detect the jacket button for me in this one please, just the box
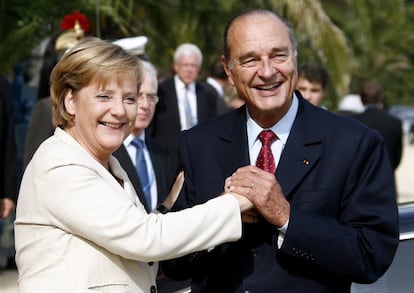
[150,285,157,293]
[249,249,257,257]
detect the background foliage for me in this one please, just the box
[1,0,413,109]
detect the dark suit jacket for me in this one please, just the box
[147,78,218,175]
[113,137,171,213]
[0,76,17,201]
[351,107,403,170]
[23,97,54,169]
[163,93,399,292]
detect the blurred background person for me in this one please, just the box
[148,43,218,175]
[223,84,244,109]
[352,80,403,171]
[206,57,231,114]
[296,63,329,108]
[15,37,253,292]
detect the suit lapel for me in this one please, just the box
[217,107,250,176]
[168,79,181,123]
[113,145,150,211]
[146,137,168,203]
[195,83,207,122]
[276,97,322,198]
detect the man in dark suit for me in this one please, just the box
[352,80,403,170]
[147,43,218,174]
[162,9,399,292]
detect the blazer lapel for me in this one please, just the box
[276,97,322,198]
[109,156,143,208]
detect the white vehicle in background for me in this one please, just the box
[389,105,414,144]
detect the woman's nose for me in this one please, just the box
[111,99,127,115]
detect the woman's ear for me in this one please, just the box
[64,89,76,115]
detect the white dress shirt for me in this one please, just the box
[175,75,198,130]
[246,94,299,247]
[206,77,224,97]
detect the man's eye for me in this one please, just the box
[241,59,258,68]
[271,54,288,63]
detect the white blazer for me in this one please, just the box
[15,128,242,293]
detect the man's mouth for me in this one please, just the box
[255,82,281,91]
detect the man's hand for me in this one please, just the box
[225,165,290,228]
[0,198,15,219]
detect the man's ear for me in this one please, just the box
[221,55,234,86]
[64,89,76,115]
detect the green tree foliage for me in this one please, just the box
[0,0,413,107]
[321,0,414,106]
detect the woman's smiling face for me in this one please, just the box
[64,74,138,166]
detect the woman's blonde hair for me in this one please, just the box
[50,37,143,128]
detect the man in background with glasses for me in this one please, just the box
[113,57,191,293]
[114,60,171,213]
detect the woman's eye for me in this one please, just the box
[124,96,137,104]
[96,94,110,100]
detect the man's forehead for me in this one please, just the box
[228,19,291,56]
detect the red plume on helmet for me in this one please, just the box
[60,11,90,32]
[55,11,90,51]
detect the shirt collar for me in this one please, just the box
[174,75,195,92]
[247,93,298,148]
[124,131,146,147]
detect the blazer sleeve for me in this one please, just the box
[21,144,242,262]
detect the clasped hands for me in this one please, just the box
[225,165,290,228]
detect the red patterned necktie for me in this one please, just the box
[256,130,277,173]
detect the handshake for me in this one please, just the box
[161,165,290,228]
